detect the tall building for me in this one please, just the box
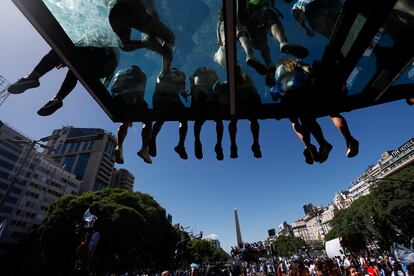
[292,219,310,242]
[0,121,80,250]
[277,221,293,237]
[347,138,414,201]
[110,168,134,190]
[207,234,221,249]
[44,127,117,193]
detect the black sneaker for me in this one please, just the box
[303,144,319,165]
[280,43,309,59]
[230,145,238,159]
[194,140,203,160]
[346,138,359,158]
[318,142,333,163]
[174,145,188,160]
[149,138,157,157]
[215,144,224,161]
[37,98,63,116]
[251,144,262,158]
[246,58,269,75]
[8,76,40,94]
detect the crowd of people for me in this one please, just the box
[7,0,414,165]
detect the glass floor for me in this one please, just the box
[12,0,414,122]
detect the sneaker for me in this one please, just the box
[149,138,157,157]
[194,140,203,160]
[280,43,309,59]
[230,145,238,159]
[318,142,333,163]
[8,76,40,94]
[37,97,63,116]
[246,57,269,75]
[114,145,124,164]
[174,145,188,160]
[137,148,152,164]
[251,144,262,158]
[346,138,359,158]
[215,144,224,161]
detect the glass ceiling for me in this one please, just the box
[12,0,414,122]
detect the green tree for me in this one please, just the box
[37,188,180,273]
[272,235,308,257]
[325,164,414,252]
[185,239,229,264]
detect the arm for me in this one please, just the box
[292,8,315,36]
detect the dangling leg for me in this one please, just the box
[290,117,318,164]
[137,122,153,164]
[214,120,224,161]
[149,121,164,157]
[174,120,188,160]
[114,122,131,164]
[306,117,332,163]
[229,119,238,159]
[270,19,309,58]
[329,114,359,158]
[37,70,77,116]
[238,34,268,75]
[8,50,60,94]
[194,120,204,160]
[250,119,262,158]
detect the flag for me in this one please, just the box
[83,208,97,228]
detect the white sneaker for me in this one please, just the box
[137,148,152,164]
[114,145,124,164]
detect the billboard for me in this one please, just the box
[325,238,345,259]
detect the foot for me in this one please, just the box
[246,57,269,75]
[280,43,309,59]
[8,76,40,94]
[149,138,157,157]
[137,148,152,164]
[194,140,203,160]
[318,142,333,163]
[114,145,124,164]
[303,144,318,165]
[251,144,262,158]
[174,145,188,160]
[346,138,359,158]
[230,145,238,159]
[215,144,224,161]
[37,97,63,116]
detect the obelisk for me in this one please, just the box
[234,208,243,247]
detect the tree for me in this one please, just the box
[325,164,414,252]
[36,188,180,273]
[272,235,308,257]
[185,239,229,264]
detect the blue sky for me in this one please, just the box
[0,1,413,252]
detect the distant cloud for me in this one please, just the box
[208,233,219,240]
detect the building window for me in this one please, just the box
[0,148,18,162]
[63,155,76,172]
[0,159,15,171]
[87,141,95,151]
[74,153,90,180]
[74,142,81,152]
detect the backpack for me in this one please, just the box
[153,68,186,109]
[111,65,146,104]
[190,67,220,104]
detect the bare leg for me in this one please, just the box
[229,119,238,158]
[270,22,288,45]
[290,117,318,164]
[137,122,153,164]
[329,114,359,157]
[114,122,130,164]
[239,35,268,75]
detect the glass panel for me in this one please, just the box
[41,0,228,120]
[345,0,414,95]
[74,153,90,180]
[236,0,341,108]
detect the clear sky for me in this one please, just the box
[0,0,413,253]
